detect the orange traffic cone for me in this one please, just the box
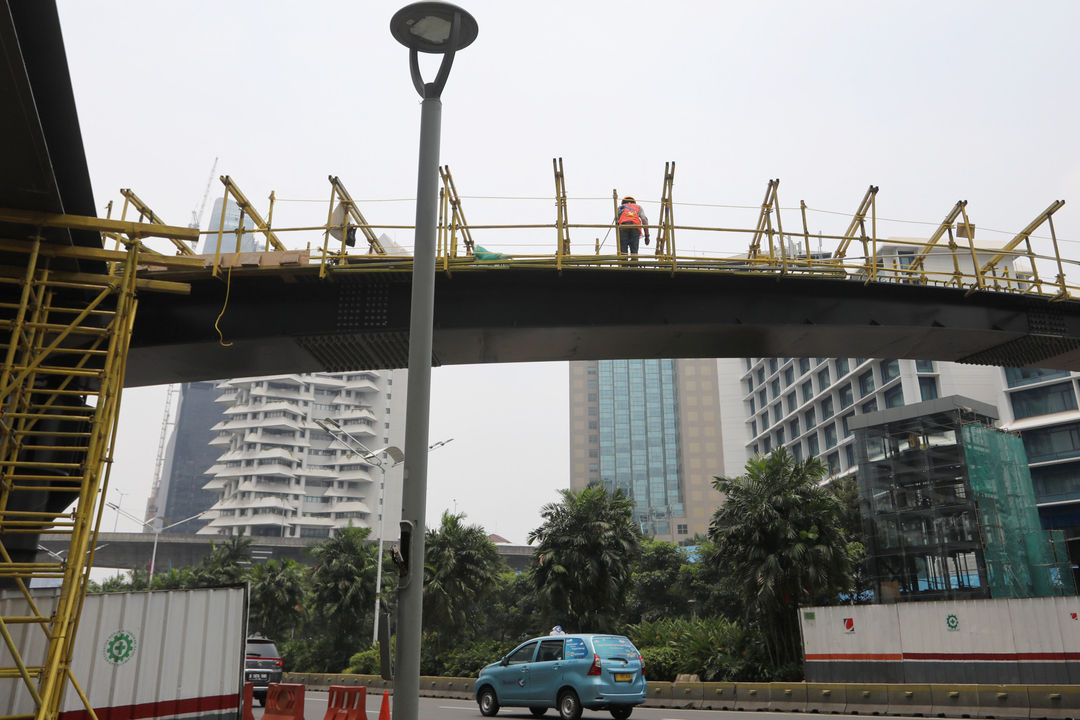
[378,691,390,720]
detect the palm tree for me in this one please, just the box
[528,485,641,633]
[249,558,306,640]
[193,534,253,587]
[708,448,852,670]
[423,511,505,646]
[307,526,378,669]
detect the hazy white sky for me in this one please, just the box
[55,1,1080,543]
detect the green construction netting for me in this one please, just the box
[962,424,1076,598]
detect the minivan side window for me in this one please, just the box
[536,639,563,662]
[506,641,538,665]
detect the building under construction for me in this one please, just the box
[851,396,1075,602]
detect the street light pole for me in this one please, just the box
[389,6,476,720]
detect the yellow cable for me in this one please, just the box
[214,265,234,347]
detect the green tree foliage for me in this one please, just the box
[193,535,253,586]
[709,448,853,670]
[306,525,378,671]
[528,485,641,632]
[249,558,305,640]
[423,512,505,648]
[625,539,690,623]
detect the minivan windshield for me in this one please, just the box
[246,639,279,657]
[592,635,639,660]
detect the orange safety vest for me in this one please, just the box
[618,202,643,226]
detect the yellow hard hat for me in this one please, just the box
[621,195,635,203]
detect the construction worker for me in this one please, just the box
[616,195,650,257]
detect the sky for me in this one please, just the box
[53,1,1080,544]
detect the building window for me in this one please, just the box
[758,389,768,407]
[763,437,772,453]
[1004,367,1070,388]
[805,407,816,428]
[588,393,597,401]
[808,434,820,457]
[842,412,855,437]
[839,384,854,409]
[845,443,856,469]
[915,359,934,373]
[790,418,800,437]
[786,392,797,413]
[776,428,785,446]
[771,379,781,398]
[884,384,904,408]
[861,398,878,414]
[821,396,834,420]
[826,452,840,475]
[588,420,597,429]
[801,381,813,403]
[919,376,939,401]
[836,358,850,376]
[784,367,795,386]
[799,358,810,374]
[751,420,757,437]
[792,443,803,462]
[824,423,838,449]
[859,371,875,397]
[756,367,765,384]
[677,524,688,535]
[1011,382,1079,419]
[880,359,900,382]
[1023,422,1080,462]
[817,367,831,390]
[769,358,778,374]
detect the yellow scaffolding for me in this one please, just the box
[0,213,192,720]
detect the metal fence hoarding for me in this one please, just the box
[1,586,246,720]
[801,596,1080,684]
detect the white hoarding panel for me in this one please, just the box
[1,587,246,720]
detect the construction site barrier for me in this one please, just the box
[646,682,674,705]
[242,682,255,720]
[1028,685,1080,720]
[842,683,891,715]
[976,685,1031,720]
[805,682,847,714]
[263,683,305,720]
[931,684,981,718]
[323,685,367,720]
[769,682,808,712]
[887,683,933,716]
[699,682,737,710]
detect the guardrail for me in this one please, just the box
[284,673,1080,718]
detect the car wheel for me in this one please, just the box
[610,706,633,720]
[557,690,582,720]
[478,687,500,717]
[529,708,547,718]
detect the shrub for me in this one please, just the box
[639,644,680,682]
[345,646,380,674]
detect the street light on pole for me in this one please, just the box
[316,418,453,646]
[389,4,476,719]
[106,502,204,583]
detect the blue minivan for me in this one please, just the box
[474,633,646,720]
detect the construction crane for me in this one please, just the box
[145,383,180,527]
[189,156,219,232]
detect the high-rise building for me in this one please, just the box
[569,359,744,542]
[201,197,261,254]
[738,357,1002,478]
[147,382,226,534]
[197,370,404,540]
[993,367,1080,578]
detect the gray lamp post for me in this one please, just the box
[389,4,476,720]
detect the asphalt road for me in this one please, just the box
[255,690,925,720]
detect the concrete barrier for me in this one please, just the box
[930,684,980,719]
[887,684,933,717]
[645,682,674,707]
[976,685,1030,720]
[1028,685,1080,720]
[842,684,889,715]
[806,683,847,714]
[670,682,703,708]
[770,682,808,712]
[734,683,771,711]
[699,682,737,710]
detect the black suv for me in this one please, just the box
[244,637,283,705]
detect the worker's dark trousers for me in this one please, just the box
[618,224,640,255]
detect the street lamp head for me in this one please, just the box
[390,2,478,54]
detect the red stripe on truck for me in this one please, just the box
[58,693,238,720]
